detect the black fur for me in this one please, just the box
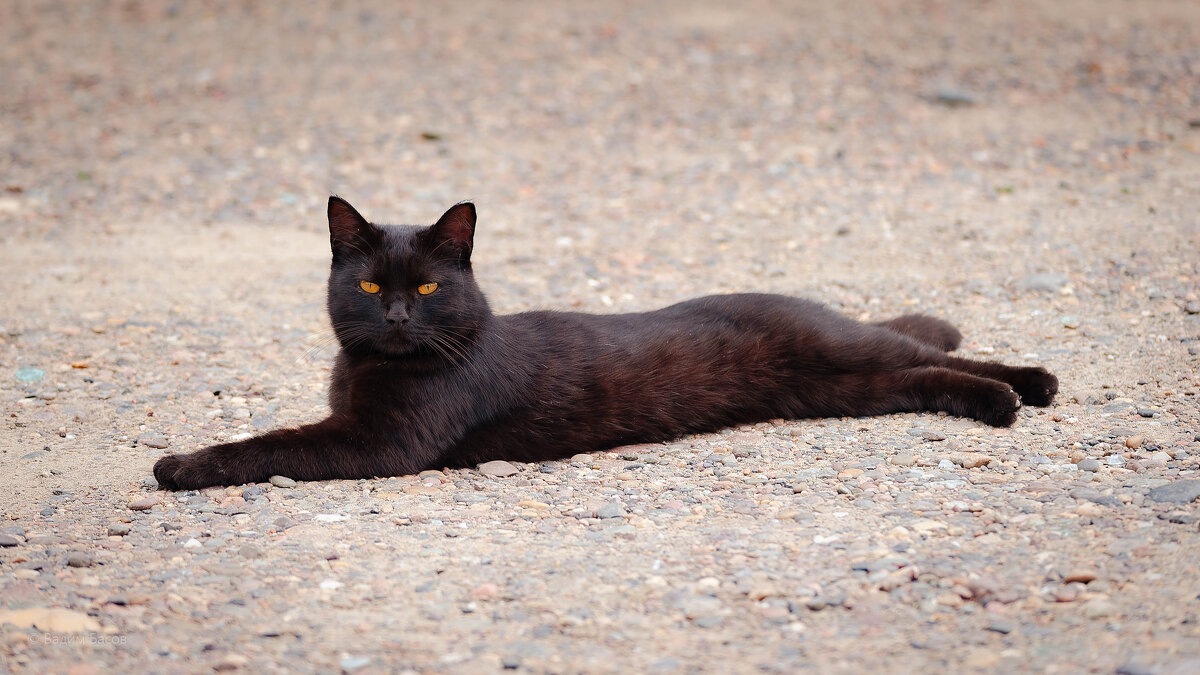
[153,198,1058,489]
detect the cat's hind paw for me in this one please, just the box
[1007,367,1059,407]
[976,383,1022,427]
[876,314,963,352]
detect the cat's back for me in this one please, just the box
[499,292,855,349]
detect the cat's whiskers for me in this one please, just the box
[298,329,342,364]
[428,332,470,364]
[326,321,382,354]
[424,338,455,364]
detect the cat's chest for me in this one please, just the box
[329,354,479,421]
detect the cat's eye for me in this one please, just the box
[359,280,380,294]
[417,282,438,295]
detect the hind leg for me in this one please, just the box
[813,367,1022,427]
[942,356,1058,406]
[873,314,962,352]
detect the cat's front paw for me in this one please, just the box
[153,451,232,490]
[1008,367,1059,407]
[152,454,184,490]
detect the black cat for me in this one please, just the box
[153,197,1058,489]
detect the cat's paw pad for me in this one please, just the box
[978,384,1022,427]
[1009,367,1059,407]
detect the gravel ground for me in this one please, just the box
[2,1,1199,673]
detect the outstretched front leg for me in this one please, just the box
[153,417,424,490]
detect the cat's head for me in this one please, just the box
[325,197,490,360]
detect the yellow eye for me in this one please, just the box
[359,280,380,294]
[417,282,438,295]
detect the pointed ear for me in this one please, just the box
[327,196,372,256]
[428,202,476,260]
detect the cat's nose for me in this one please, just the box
[385,305,409,326]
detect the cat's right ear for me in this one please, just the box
[328,196,372,257]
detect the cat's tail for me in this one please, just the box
[873,314,962,352]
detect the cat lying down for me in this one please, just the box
[153,198,1057,489]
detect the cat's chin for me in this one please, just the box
[338,337,417,359]
[360,338,462,363]
[372,341,420,357]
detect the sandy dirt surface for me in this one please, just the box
[2,1,1199,672]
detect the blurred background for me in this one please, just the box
[4,1,1195,307]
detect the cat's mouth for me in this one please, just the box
[377,330,419,355]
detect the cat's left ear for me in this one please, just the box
[428,202,476,261]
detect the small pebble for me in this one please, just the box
[477,460,520,477]
[949,452,991,469]
[138,433,170,449]
[269,475,297,488]
[1077,458,1102,472]
[338,656,371,672]
[908,428,946,441]
[215,654,248,671]
[15,366,45,383]
[128,495,162,511]
[1146,479,1200,504]
[0,534,20,547]
[985,619,1014,634]
[1055,585,1081,603]
[1082,598,1116,619]
[933,86,976,107]
[65,551,93,568]
[596,503,626,519]
[1063,570,1098,584]
[107,523,131,536]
